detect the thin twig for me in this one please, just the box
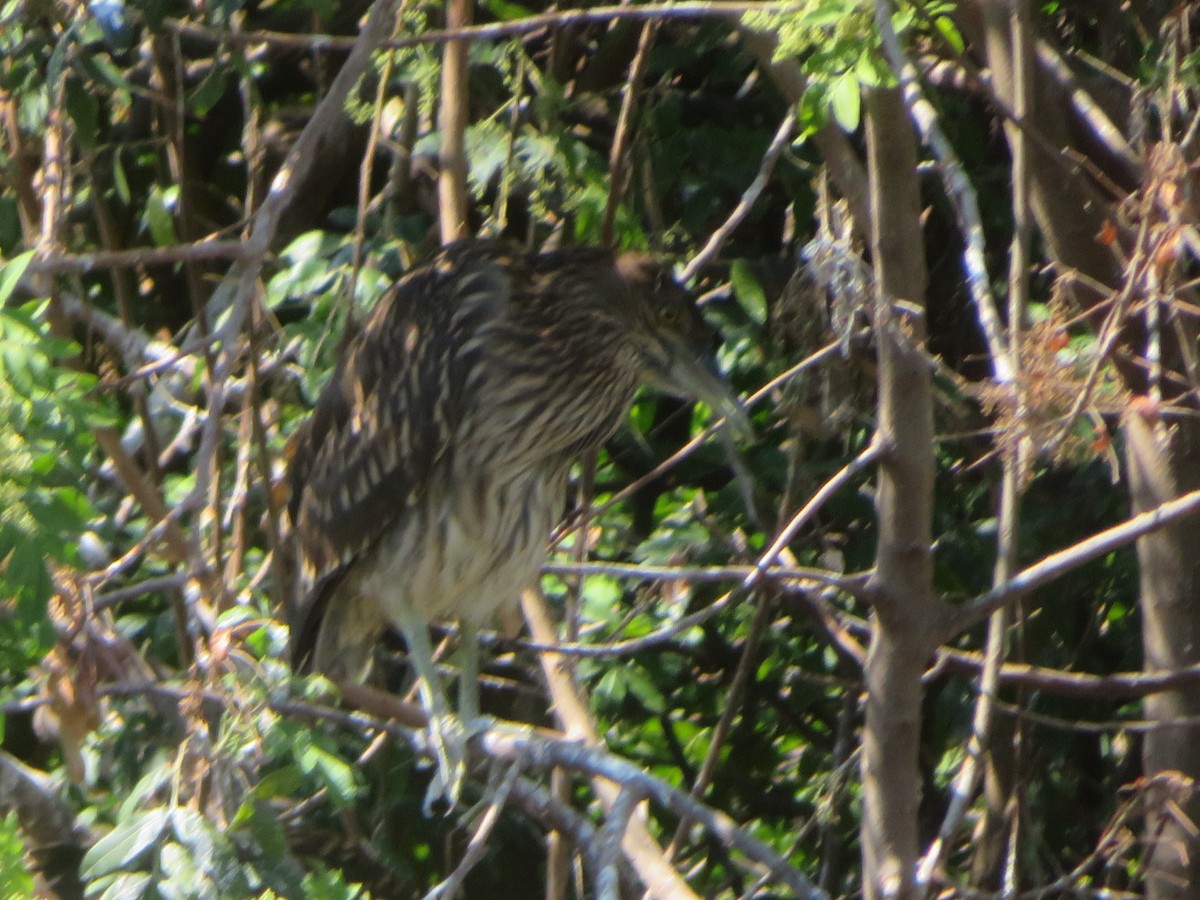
[742,440,882,590]
[521,587,703,900]
[93,574,191,610]
[551,340,848,546]
[506,775,635,890]
[165,4,783,54]
[184,0,408,619]
[348,31,401,312]
[596,788,639,900]
[873,0,1013,383]
[941,487,1200,639]
[424,759,522,900]
[602,21,658,247]
[932,648,1200,700]
[477,726,827,900]
[531,445,879,658]
[663,586,774,862]
[541,560,859,591]
[26,240,251,275]
[681,110,797,282]
[919,3,1034,884]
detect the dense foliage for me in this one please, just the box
[0,1,1195,898]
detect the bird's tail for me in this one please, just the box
[289,566,383,682]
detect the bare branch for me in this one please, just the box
[681,110,797,282]
[541,559,859,591]
[0,751,91,897]
[933,649,1200,701]
[874,0,1013,384]
[477,725,828,900]
[424,760,521,900]
[941,488,1200,640]
[528,444,878,661]
[183,0,407,618]
[520,587,702,900]
[438,0,472,244]
[920,4,1036,885]
[736,26,872,241]
[602,21,657,248]
[26,240,251,275]
[552,341,849,547]
[166,4,783,54]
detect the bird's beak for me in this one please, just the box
[650,348,752,436]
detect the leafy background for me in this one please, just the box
[0,0,1186,897]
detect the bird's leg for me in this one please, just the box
[457,618,481,725]
[396,606,467,814]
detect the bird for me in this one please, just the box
[285,238,744,811]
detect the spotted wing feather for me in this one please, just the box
[287,243,518,628]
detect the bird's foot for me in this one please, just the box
[420,714,504,815]
[423,712,469,815]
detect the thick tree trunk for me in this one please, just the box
[860,86,941,900]
[973,2,1123,297]
[1125,411,1200,898]
[977,5,1200,891]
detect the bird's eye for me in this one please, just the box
[658,306,683,327]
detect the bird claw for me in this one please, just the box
[423,713,502,814]
[422,712,469,815]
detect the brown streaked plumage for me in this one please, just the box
[286,238,742,810]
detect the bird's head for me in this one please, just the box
[612,252,749,433]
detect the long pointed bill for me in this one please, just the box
[651,351,751,436]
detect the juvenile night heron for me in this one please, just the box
[286,239,742,810]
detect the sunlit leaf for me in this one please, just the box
[730,259,767,325]
[143,185,178,247]
[933,15,964,53]
[829,71,862,132]
[81,807,169,877]
[0,251,34,306]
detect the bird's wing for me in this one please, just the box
[287,242,519,583]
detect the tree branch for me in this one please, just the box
[438,0,472,244]
[941,488,1200,640]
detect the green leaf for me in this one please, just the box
[480,0,532,21]
[118,761,172,820]
[0,812,33,897]
[797,82,830,136]
[81,807,169,878]
[253,765,303,801]
[77,52,132,99]
[0,251,34,306]
[159,840,216,900]
[279,230,344,265]
[240,803,289,864]
[112,150,131,205]
[188,67,229,117]
[302,867,374,900]
[932,15,964,54]
[64,76,99,151]
[595,667,628,706]
[730,259,767,325]
[96,872,152,900]
[295,738,358,808]
[171,808,216,872]
[624,664,666,714]
[829,71,862,132]
[143,185,179,247]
